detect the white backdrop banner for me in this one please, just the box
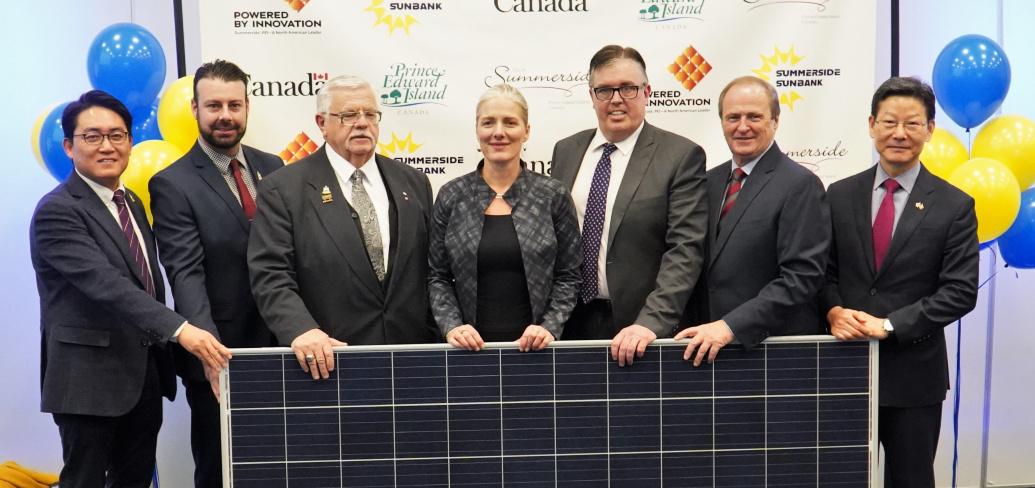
[199,0,875,189]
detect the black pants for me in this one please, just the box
[879,403,943,488]
[562,299,615,340]
[52,356,162,488]
[185,378,223,488]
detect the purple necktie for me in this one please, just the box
[113,189,156,298]
[580,143,617,304]
[872,178,900,271]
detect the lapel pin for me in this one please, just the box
[915,202,924,210]
[256,171,263,181]
[321,185,333,204]
[402,191,409,201]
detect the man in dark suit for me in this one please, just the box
[820,77,979,487]
[149,60,283,488]
[30,90,230,487]
[249,75,437,380]
[675,76,830,365]
[552,45,708,365]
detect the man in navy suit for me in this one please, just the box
[676,76,830,365]
[150,60,284,488]
[820,77,979,487]
[30,90,230,488]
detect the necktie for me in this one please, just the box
[351,170,385,282]
[720,168,747,220]
[112,189,156,298]
[579,143,617,304]
[230,158,256,220]
[872,178,900,271]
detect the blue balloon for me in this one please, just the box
[999,189,1035,268]
[39,102,73,182]
[131,97,162,143]
[87,23,166,114]
[932,34,1011,129]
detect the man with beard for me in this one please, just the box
[149,59,283,488]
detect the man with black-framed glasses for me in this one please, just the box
[249,75,438,380]
[551,45,709,366]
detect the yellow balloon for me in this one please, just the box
[31,103,57,169]
[125,140,186,222]
[973,115,1035,190]
[948,157,1021,243]
[157,75,199,153]
[921,128,968,180]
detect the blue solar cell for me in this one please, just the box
[394,405,448,458]
[611,453,661,487]
[819,341,870,393]
[768,448,818,486]
[393,351,447,404]
[608,348,660,399]
[555,401,607,454]
[396,459,449,487]
[556,455,607,487]
[227,356,284,409]
[503,457,555,487]
[285,408,339,462]
[500,349,553,402]
[448,403,501,457]
[767,342,819,395]
[661,398,712,451]
[715,397,765,449]
[341,461,394,488]
[501,403,554,455]
[287,461,340,487]
[339,352,393,406]
[447,350,501,403]
[230,410,284,463]
[553,348,606,400]
[818,446,870,487]
[450,457,502,487]
[715,450,765,487]
[609,400,660,452]
[714,346,765,396]
[768,396,819,448]
[231,464,286,487]
[660,346,712,397]
[662,452,714,487]
[340,406,394,459]
[819,395,870,446]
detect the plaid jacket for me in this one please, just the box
[428,165,581,339]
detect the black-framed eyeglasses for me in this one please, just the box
[72,130,129,145]
[327,110,382,125]
[592,85,643,101]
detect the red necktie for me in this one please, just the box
[720,168,747,220]
[230,158,256,220]
[872,178,900,271]
[112,189,156,298]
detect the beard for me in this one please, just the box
[200,121,246,150]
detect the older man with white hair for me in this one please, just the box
[249,75,438,379]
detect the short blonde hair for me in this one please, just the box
[476,83,529,125]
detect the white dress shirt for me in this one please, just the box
[326,149,392,271]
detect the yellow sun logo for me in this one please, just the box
[365,0,419,35]
[378,132,423,157]
[753,46,805,111]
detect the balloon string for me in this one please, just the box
[966,128,972,159]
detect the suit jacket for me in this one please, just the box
[428,165,581,339]
[819,164,979,407]
[149,142,284,381]
[248,146,438,345]
[688,143,830,347]
[552,122,708,336]
[30,172,181,417]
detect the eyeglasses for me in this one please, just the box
[72,130,129,145]
[328,110,382,125]
[592,85,643,101]
[876,119,928,134]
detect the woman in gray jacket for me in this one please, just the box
[429,84,581,352]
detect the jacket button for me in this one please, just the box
[141,339,150,347]
[869,288,877,296]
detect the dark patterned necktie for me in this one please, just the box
[230,158,256,220]
[580,143,617,304]
[351,170,385,282]
[112,189,155,298]
[720,168,747,220]
[872,178,900,271]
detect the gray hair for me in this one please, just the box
[476,83,529,125]
[316,75,375,114]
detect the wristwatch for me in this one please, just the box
[882,319,895,335]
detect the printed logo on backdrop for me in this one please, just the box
[231,2,324,35]
[743,0,839,23]
[250,72,328,97]
[379,63,447,115]
[752,46,841,111]
[637,0,705,25]
[365,0,444,35]
[648,44,713,114]
[494,0,588,13]
[785,139,850,183]
[279,132,320,163]
[378,132,464,176]
[484,65,589,109]
[743,0,828,10]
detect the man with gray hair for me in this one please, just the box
[249,75,437,379]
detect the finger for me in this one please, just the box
[210,379,220,399]
[447,334,462,349]
[683,341,697,361]
[611,332,625,361]
[622,335,637,366]
[707,342,723,364]
[532,332,548,351]
[636,335,648,358]
[329,338,347,346]
[517,332,531,352]
[538,333,553,350]
[455,333,476,351]
[316,355,330,380]
[473,331,485,350]
[693,341,711,367]
[674,328,693,340]
[323,343,335,372]
[293,348,310,373]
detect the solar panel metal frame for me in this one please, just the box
[220,336,878,487]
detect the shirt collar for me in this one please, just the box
[75,169,125,204]
[873,161,920,193]
[198,137,248,173]
[731,140,774,177]
[326,146,379,184]
[589,121,645,156]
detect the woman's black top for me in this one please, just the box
[475,214,533,341]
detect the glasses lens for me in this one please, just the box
[593,88,614,101]
[618,85,639,99]
[108,132,127,144]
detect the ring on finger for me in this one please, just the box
[305,355,316,363]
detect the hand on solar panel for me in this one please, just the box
[826,306,870,341]
[204,363,221,398]
[610,324,657,366]
[516,325,554,352]
[178,323,232,371]
[446,324,484,351]
[290,328,347,379]
[674,320,734,367]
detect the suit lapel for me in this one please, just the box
[126,188,163,298]
[189,144,251,233]
[876,166,935,281]
[66,173,148,290]
[705,162,730,253]
[711,145,781,261]
[377,155,414,290]
[555,130,593,191]
[305,147,384,298]
[851,166,879,277]
[608,124,657,248]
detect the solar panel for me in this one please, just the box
[220,337,876,487]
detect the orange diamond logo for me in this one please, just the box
[284,0,310,12]
[667,45,712,92]
[279,132,319,164]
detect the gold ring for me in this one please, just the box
[305,355,316,362]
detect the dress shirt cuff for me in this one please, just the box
[170,321,188,342]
